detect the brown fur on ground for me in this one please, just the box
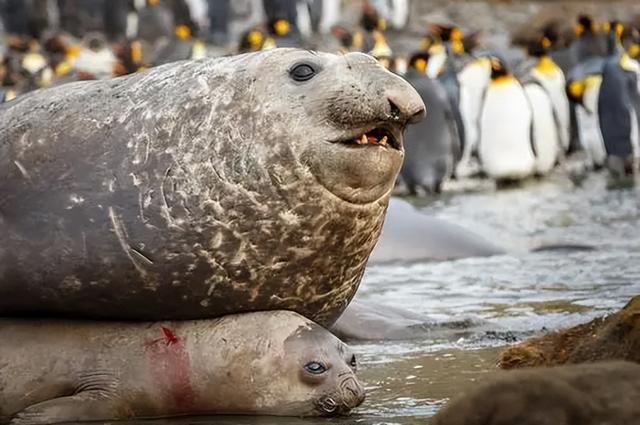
[431,361,640,425]
[499,296,640,369]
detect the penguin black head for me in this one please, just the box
[489,56,509,80]
[408,52,431,73]
[576,15,595,35]
[527,36,550,58]
[609,21,624,39]
[361,5,381,32]
[541,22,560,47]
[438,25,465,53]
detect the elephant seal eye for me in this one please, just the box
[350,354,357,369]
[304,361,327,374]
[290,63,316,82]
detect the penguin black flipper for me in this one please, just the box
[627,70,640,156]
[444,98,463,164]
[521,79,538,158]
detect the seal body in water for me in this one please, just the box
[0,311,365,424]
[370,197,505,263]
[431,361,640,425]
[0,49,425,326]
[369,197,593,264]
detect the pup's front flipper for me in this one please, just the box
[10,392,129,425]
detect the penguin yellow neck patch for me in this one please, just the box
[175,25,191,40]
[534,56,558,75]
[491,75,516,86]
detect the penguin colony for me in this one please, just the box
[399,16,640,193]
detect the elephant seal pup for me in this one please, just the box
[0,311,365,425]
[431,361,640,425]
[0,48,425,326]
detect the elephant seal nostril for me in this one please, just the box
[340,376,366,409]
[317,396,338,414]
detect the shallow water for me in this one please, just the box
[84,169,640,425]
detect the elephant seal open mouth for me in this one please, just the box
[0,48,425,326]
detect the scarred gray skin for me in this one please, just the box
[0,48,425,326]
[0,311,365,424]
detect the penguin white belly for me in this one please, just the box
[525,84,559,175]
[479,80,535,180]
[427,50,447,79]
[577,77,607,168]
[631,106,639,172]
[532,69,570,152]
[456,58,491,177]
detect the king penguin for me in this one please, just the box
[523,79,560,175]
[401,52,462,194]
[456,56,492,177]
[528,37,571,153]
[598,24,640,176]
[568,75,607,169]
[478,56,536,181]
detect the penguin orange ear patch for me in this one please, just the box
[274,20,291,36]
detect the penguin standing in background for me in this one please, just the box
[523,78,560,175]
[136,0,174,45]
[478,56,536,182]
[568,75,607,168]
[401,52,462,194]
[206,0,231,46]
[238,27,267,53]
[353,5,380,54]
[435,26,470,154]
[528,36,571,153]
[572,15,607,63]
[598,36,640,176]
[153,24,206,65]
[104,0,133,42]
[264,17,302,48]
[456,56,492,177]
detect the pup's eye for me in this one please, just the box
[304,361,327,374]
[350,354,357,369]
[290,63,317,82]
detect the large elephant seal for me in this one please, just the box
[0,311,365,424]
[0,48,425,326]
[431,361,640,425]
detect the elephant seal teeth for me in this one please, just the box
[341,127,400,150]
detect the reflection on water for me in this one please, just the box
[77,170,640,425]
